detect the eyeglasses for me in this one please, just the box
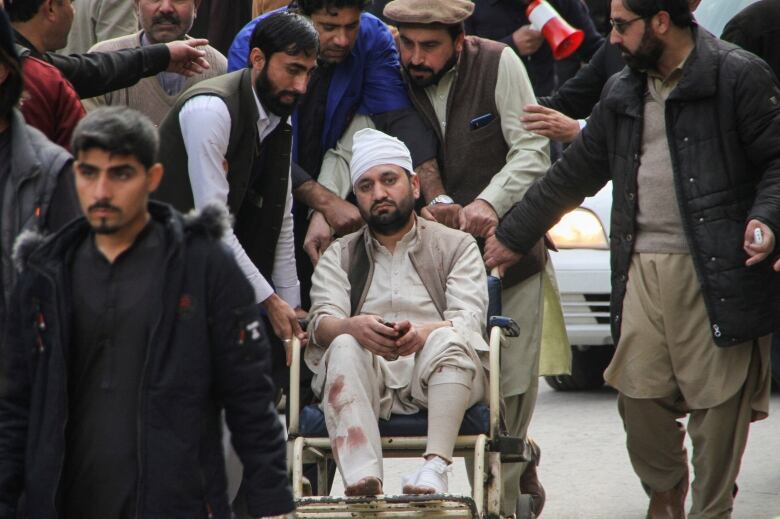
[609,15,645,35]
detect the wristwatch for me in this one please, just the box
[429,194,455,206]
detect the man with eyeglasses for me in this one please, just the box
[521,0,702,144]
[485,0,780,517]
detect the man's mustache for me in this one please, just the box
[276,90,301,104]
[88,201,120,214]
[371,198,397,210]
[152,13,181,26]
[407,64,434,75]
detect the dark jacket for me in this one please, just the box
[496,27,780,347]
[0,202,294,519]
[2,109,78,316]
[13,30,170,99]
[721,0,780,80]
[465,0,604,96]
[538,41,626,119]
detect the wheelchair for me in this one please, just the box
[286,273,536,518]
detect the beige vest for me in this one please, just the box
[338,219,476,319]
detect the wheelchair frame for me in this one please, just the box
[286,309,524,518]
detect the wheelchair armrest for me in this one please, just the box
[488,316,520,338]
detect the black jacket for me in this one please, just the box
[721,0,780,81]
[538,41,626,119]
[496,27,780,347]
[0,202,294,519]
[13,30,170,99]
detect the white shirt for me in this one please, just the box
[178,90,300,307]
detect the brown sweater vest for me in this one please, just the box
[405,36,545,287]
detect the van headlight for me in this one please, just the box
[549,208,608,249]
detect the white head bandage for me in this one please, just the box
[350,128,415,188]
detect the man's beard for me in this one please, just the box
[318,43,351,65]
[361,194,415,236]
[92,220,121,234]
[87,201,122,235]
[255,64,301,117]
[619,23,664,71]
[404,52,458,88]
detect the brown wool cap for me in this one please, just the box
[383,0,475,25]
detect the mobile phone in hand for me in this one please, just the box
[395,321,411,337]
[380,320,400,360]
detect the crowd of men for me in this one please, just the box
[0,0,778,518]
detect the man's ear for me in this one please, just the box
[454,31,466,54]
[249,47,266,71]
[42,0,58,21]
[653,11,671,34]
[410,172,421,200]
[147,163,164,193]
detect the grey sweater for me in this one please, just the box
[634,74,688,254]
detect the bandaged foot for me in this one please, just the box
[402,456,450,494]
[344,476,383,496]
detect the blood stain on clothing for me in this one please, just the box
[328,375,345,404]
[328,374,355,414]
[346,426,368,448]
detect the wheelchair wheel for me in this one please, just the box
[515,494,535,519]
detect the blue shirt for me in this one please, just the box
[227,10,412,161]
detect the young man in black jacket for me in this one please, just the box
[486,0,780,517]
[0,107,293,519]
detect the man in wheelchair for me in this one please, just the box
[305,128,490,497]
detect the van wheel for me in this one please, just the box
[544,345,615,391]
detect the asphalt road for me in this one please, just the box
[330,383,780,518]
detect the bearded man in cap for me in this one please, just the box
[380,0,553,516]
[307,128,489,496]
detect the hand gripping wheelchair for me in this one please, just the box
[286,273,536,518]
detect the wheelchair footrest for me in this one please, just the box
[295,493,478,518]
[490,435,531,463]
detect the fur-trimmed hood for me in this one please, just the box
[12,201,233,273]
[180,202,233,241]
